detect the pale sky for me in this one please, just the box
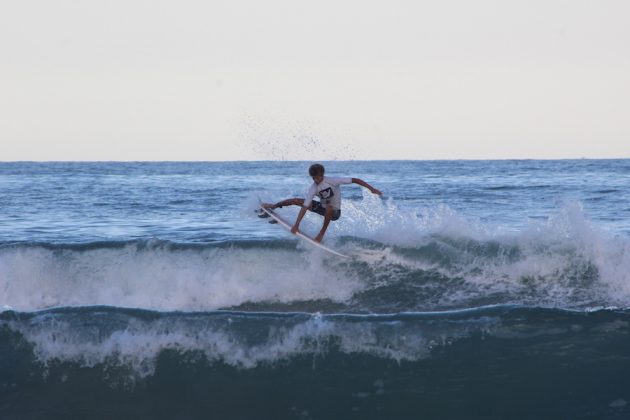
[1,0,629,160]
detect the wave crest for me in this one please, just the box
[1,203,629,312]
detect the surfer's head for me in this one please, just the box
[309,163,325,184]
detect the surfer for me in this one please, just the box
[261,163,382,242]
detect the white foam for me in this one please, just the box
[0,243,362,312]
[4,312,492,379]
[335,198,630,308]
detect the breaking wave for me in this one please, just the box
[2,202,629,313]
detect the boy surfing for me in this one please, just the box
[260,163,382,243]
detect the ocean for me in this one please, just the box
[1,160,630,419]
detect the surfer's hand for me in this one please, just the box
[371,188,382,196]
[291,225,299,234]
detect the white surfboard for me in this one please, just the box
[258,202,348,258]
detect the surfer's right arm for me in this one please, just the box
[291,186,316,233]
[291,206,308,234]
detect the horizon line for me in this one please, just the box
[1,157,629,163]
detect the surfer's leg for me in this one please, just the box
[261,198,304,210]
[271,198,305,209]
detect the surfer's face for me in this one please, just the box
[312,174,324,184]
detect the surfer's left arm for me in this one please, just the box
[351,178,382,196]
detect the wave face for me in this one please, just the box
[2,160,630,419]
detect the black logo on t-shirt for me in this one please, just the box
[318,187,334,200]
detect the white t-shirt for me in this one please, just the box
[303,176,353,210]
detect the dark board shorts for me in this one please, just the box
[310,201,341,221]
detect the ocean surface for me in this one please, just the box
[1,160,630,419]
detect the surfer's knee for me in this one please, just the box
[324,206,341,221]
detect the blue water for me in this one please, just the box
[1,160,630,419]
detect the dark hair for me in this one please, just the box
[309,163,325,177]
